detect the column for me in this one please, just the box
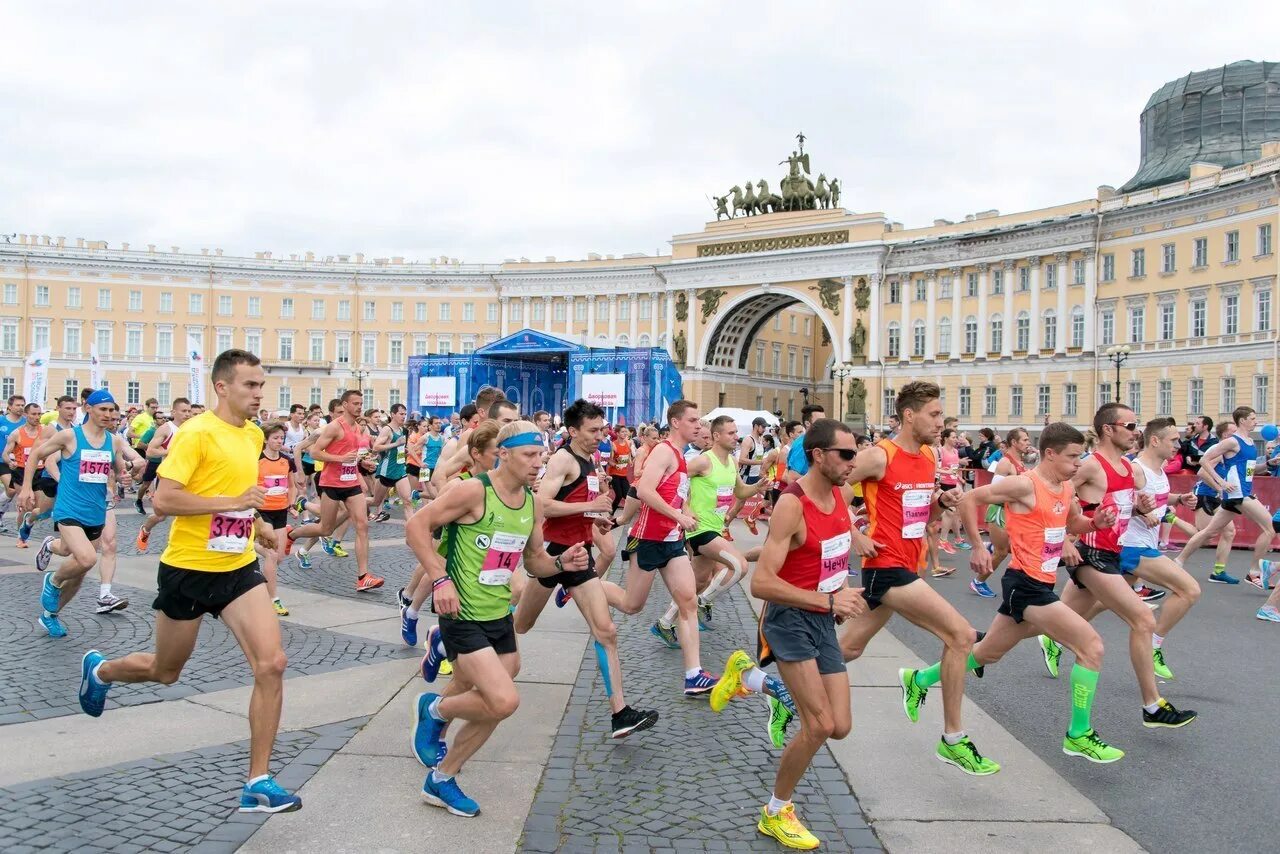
[868,273,882,362]
[976,263,989,360]
[1001,260,1014,358]
[586,295,596,340]
[899,275,910,363]
[652,294,661,343]
[564,296,574,338]
[499,297,510,337]
[924,270,937,362]
[1027,256,1041,353]
[841,275,854,363]
[521,296,531,334]
[949,266,963,361]
[664,292,674,356]
[629,294,638,342]
[685,288,698,368]
[1083,249,1097,352]
[1054,253,1069,355]
[543,296,553,333]
[607,294,617,342]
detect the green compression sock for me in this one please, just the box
[914,653,982,689]
[1068,664,1100,738]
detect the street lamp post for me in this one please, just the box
[1105,344,1130,403]
[351,368,370,401]
[832,362,855,421]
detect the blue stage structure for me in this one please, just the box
[407,329,683,425]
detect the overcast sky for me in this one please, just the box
[2,2,1275,264]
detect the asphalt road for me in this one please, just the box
[879,545,1276,854]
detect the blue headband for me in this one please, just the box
[498,432,544,449]
[87,389,116,407]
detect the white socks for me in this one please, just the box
[1152,633,1164,649]
[99,583,111,598]
[767,795,789,815]
[743,667,767,694]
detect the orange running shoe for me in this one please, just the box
[355,573,385,592]
[282,526,293,556]
[135,527,150,553]
[744,517,759,536]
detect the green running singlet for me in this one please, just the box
[444,472,534,621]
[689,449,737,538]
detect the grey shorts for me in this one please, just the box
[759,603,845,675]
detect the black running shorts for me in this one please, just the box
[635,539,686,572]
[997,569,1059,623]
[437,614,518,662]
[536,542,597,590]
[860,567,919,610]
[152,559,265,621]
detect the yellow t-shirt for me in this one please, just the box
[158,411,264,572]
[129,412,155,445]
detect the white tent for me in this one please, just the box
[704,407,780,434]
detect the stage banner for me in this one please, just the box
[23,347,51,405]
[583,373,626,408]
[187,336,206,405]
[89,343,104,391]
[419,375,456,408]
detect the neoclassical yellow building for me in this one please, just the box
[2,63,1277,429]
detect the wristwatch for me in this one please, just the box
[828,592,836,616]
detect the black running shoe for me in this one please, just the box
[1135,585,1167,603]
[1142,698,1196,728]
[611,706,659,739]
[973,630,986,678]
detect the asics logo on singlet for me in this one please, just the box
[893,482,935,490]
[475,534,491,549]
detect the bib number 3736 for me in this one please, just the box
[208,509,255,553]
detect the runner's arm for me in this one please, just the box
[536,453,581,518]
[371,426,395,454]
[523,497,584,577]
[2,430,17,467]
[633,443,683,522]
[736,435,754,467]
[1194,439,1234,491]
[748,494,826,611]
[309,422,350,464]
[404,478,484,583]
[113,434,146,479]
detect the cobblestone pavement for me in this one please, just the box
[0,575,416,725]
[519,578,882,853]
[274,542,421,604]
[0,716,367,854]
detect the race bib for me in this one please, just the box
[817,531,852,592]
[479,530,526,585]
[674,473,689,506]
[396,446,407,465]
[1113,489,1134,536]
[339,463,359,482]
[208,509,254,553]
[584,474,609,518]
[1245,459,1256,483]
[78,449,111,484]
[263,474,289,496]
[714,484,734,518]
[1041,526,1066,576]
[1152,491,1169,520]
[902,489,932,539]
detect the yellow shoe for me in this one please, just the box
[272,598,289,616]
[439,659,453,676]
[710,650,754,713]
[757,803,820,850]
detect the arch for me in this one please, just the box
[616,333,630,348]
[595,334,609,345]
[505,385,520,404]
[698,287,844,371]
[530,387,545,413]
[637,332,651,347]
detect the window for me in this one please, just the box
[336,337,350,364]
[1098,382,1113,407]
[1064,383,1078,417]
[126,381,140,405]
[248,296,261,317]
[310,386,323,406]
[940,277,952,299]
[1043,310,1056,350]
[310,334,324,361]
[1073,259,1086,285]
[218,295,232,315]
[1,378,13,399]
[33,322,49,351]
[95,326,111,357]
[1037,384,1050,416]
[487,303,499,323]
[462,338,476,355]
[596,299,609,323]
[1260,223,1274,257]
[35,285,50,307]
[883,388,896,421]
[439,302,452,322]
[532,300,545,322]
[984,386,997,417]
[888,280,901,304]
[391,302,403,322]
[616,300,627,322]
[126,328,142,357]
[914,279,927,302]
[802,350,811,377]
[245,331,261,354]
[1015,311,1030,351]
[1191,298,1207,338]
[1225,230,1239,263]
[992,269,1004,295]
[574,300,587,322]
[966,273,978,297]
[886,322,901,359]
[389,339,403,365]
[153,380,170,406]
[938,317,951,355]
[157,329,173,358]
[278,386,291,410]
[1127,381,1142,414]
[1189,378,1204,413]
[3,283,17,304]
[1128,305,1144,343]
[216,329,232,353]
[67,287,81,308]
[278,332,293,361]
[639,298,651,321]
[1224,294,1239,335]
[912,320,926,357]
[414,302,426,323]
[959,387,971,417]
[989,315,1003,353]
[413,336,428,356]
[771,347,780,374]
[804,316,812,336]
[1130,248,1146,278]
[389,387,401,408]
[1100,309,1115,346]
[129,290,143,312]
[1193,237,1208,268]
[1018,267,1029,292]
[755,346,765,374]
[1158,380,1172,415]
[363,300,376,321]
[787,350,796,376]
[337,300,351,321]
[1071,306,1085,348]
[462,303,475,323]
[553,301,565,323]
[1159,303,1175,340]
[1101,253,1115,282]
[157,291,173,313]
[1040,264,1055,290]
[1010,385,1023,417]
[64,324,81,354]
[361,336,376,365]
[1159,243,1175,274]
[1221,376,1236,411]
[188,293,203,315]
[1255,375,1270,412]
[963,316,978,354]
[1257,289,1272,332]
[65,378,79,400]
[312,299,326,320]
[1,322,15,352]
[281,298,294,319]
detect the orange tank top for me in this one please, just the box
[1006,472,1073,584]
[13,426,38,470]
[862,439,936,571]
[407,432,424,467]
[258,453,293,512]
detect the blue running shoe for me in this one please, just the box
[38,613,67,638]
[35,535,55,573]
[296,551,312,570]
[422,772,478,817]
[41,571,62,614]
[239,776,302,813]
[970,578,996,598]
[554,586,572,608]
[79,650,110,716]
[650,621,679,649]
[401,608,419,647]
[17,516,33,545]
[421,626,445,682]
[985,542,994,555]
[684,669,717,696]
[411,489,421,502]
[763,673,797,715]
[292,495,307,515]
[321,538,337,557]
[1208,569,1240,585]
[1262,559,1279,591]
[412,692,446,768]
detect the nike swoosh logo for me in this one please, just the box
[520,517,532,524]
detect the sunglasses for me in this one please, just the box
[1111,421,1138,432]
[821,447,856,461]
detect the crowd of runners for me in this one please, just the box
[10,347,1280,848]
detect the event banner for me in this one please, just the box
[187,335,206,405]
[23,346,51,405]
[89,343,103,391]
[419,375,456,408]
[582,373,626,408]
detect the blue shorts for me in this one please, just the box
[1119,545,1162,573]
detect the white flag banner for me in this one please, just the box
[23,347,52,405]
[582,373,626,408]
[418,376,456,408]
[89,343,103,391]
[187,335,206,405]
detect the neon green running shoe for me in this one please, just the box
[936,736,1000,776]
[710,650,753,713]
[1152,648,1173,680]
[330,541,348,558]
[767,695,794,749]
[898,667,928,723]
[1038,635,1061,679]
[1062,728,1124,763]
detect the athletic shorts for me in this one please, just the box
[406,463,421,478]
[141,459,162,484]
[860,566,919,610]
[536,542,597,590]
[1273,519,1280,535]
[743,473,762,486]
[758,602,844,674]
[152,559,265,621]
[635,538,686,572]
[1195,494,1241,515]
[258,508,288,529]
[0,461,10,480]
[997,569,1059,623]
[376,474,402,489]
[1119,545,1162,573]
[36,477,58,499]
[627,484,638,500]
[437,614,517,662]
[53,518,104,542]
[1068,544,1124,588]
[686,529,719,556]
[302,460,316,478]
[320,485,363,502]
[621,532,639,563]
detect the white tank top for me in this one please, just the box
[1120,459,1169,550]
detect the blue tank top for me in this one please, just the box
[1223,432,1257,498]
[0,414,23,447]
[54,425,114,526]
[424,434,446,469]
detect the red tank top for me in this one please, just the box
[543,449,602,546]
[634,441,689,542]
[318,418,370,488]
[778,482,852,609]
[1007,474,1073,584]
[862,439,937,571]
[1080,453,1134,553]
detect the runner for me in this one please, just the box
[0,393,26,531]
[1181,420,1238,577]
[18,395,80,547]
[837,381,998,775]
[903,422,1126,764]
[972,428,1032,598]
[286,390,384,592]
[282,404,307,456]
[724,416,768,535]
[135,398,193,553]
[370,403,416,523]
[94,406,131,615]
[257,421,297,616]
[76,349,303,814]
[605,425,633,513]
[422,416,447,489]
[405,418,426,499]
[407,420,590,817]
[3,402,41,504]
